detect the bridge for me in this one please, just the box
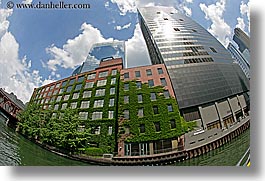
[0,88,25,127]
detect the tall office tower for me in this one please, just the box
[227,43,250,79]
[233,28,250,53]
[72,41,126,75]
[138,6,249,130]
[232,28,250,65]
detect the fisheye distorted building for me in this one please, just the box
[29,6,250,157]
[138,6,249,133]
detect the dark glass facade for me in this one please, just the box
[138,6,249,110]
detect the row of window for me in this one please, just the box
[127,119,177,134]
[124,78,167,91]
[78,110,114,120]
[36,71,118,98]
[123,104,174,119]
[123,90,170,104]
[51,98,115,111]
[36,87,116,104]
[123,67,164,79]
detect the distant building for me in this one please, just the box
[233,28,250,54]
[227,43,250,79]
[228,28,250,79]
[72,41,126,76]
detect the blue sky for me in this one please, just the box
[0,0,250,103]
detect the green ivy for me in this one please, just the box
[118,80,195,143]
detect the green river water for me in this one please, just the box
[0,116,250,166]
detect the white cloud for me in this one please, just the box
[199,0,231,47]
[45,23,113,72]
[115,22,131,30]
[110,0,192,16]
[0,6,52,103]
[240,1,250,33]
[126,23,151,68]
[236,17,245,31]
[105,1,109,8]
[22,0,33,4]
[110,0,137,15]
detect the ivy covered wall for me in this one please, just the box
[118,80,195,143]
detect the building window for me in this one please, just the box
[47,92,52,97]
[140,124,145,133]
[154,122,161,132]
[153,106,159,114]
[137,94,143,103]
[77,76,85,83]
[148,80,154,87]
[124,110,129,119]
[61,103,67,110]
[83,91,92,98]
[98,71,108,78]
[108,126,113,135]
[56,96,62,102]
[109,98,114,107]
[150,92,156,101]
[66,86,72,93]
[157,68,163,74]
[61,80,68,87]
[92,126,101,135]
[71,102,77,109]
[85,82,94,89]
[59,88,64,94]
[111,69,117,76]
[69,78,76,85]
[138,108,144,117]
[63,94,70,101]
[146,69,152,76]
[75,84,82,91]
[79,112,88,120]
[210,47,217,53]
[94,100,104,108]
[124,72,129,79]
[170,119,176,129]
[167,104,173,112]
[92,112,103,120]
[160,78,167,86]
[164,90,170,99]
[95,89,105,97]
[55,83,61,89]
[111,78,116,85]
[52,113,57,118]
[124,96,129,104]
[87,73,96,80]
[72,92,79,99]
[124,83,129,91]
[110,87,115,95]
[135,71,141,78]
[108,111,114,119]
[54,104,59,110]
[97,79,107,87]
[136,81,142,89]
[81,101,90,109]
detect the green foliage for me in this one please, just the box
[17,104,92,153]
[23,73,121,155]
[84,147,104,156]
[118,80,195,143]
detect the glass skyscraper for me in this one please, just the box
[72,41,126,75]
[227,43,250,79]
[138,6,249,127]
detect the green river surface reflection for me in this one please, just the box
[0,116,250,166]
